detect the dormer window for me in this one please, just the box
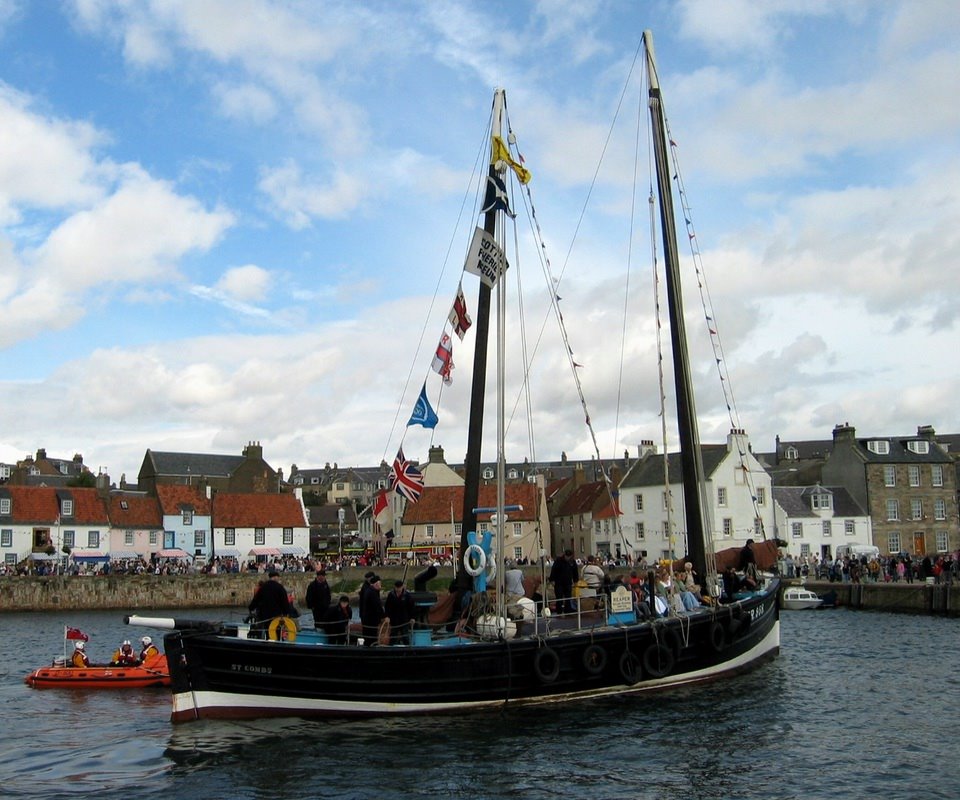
[866,440,889,455]
[906,440,929,455]
[61,499,74,517]
[182,509,193,525]
[811,492,832,510]
[508,469,519,480]
[785,446,799,460]
[483,468,495,480]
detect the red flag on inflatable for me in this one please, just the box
[65,626,89,642]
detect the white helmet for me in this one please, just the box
[141,636,152,646]
[122,640,131,647]
[75,641,85,650]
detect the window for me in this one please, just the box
[785,446,798,460]
[513,546,523,561]
[378,478,387,489]
[194,530,205,546]
[883,465,896,487]
[936,531,949,553]
[4,552,15,565]
[867,440,889,455]
[927,498,945,522]
[822,521,831,538]
[635,522,645,541]
[513,522,522,538]
[754,517,762,537]
[0,529,10,547]
[454,523,462,535]
[844,520,855,536]
[791,522,802,539]
[182,509,193,525]
[508,469,518,480]
[61,499,73,516]
[254,528,265,545]
[756,487,766,506]
[886,499,899,521]
[911,499,923,521]
[283,528,293,545]
[908,465,920,487]
[224,528,235,545]
[594,521,601,534]
[63,530,75,547]
[635,494,643,512]
[87,531,100,548]
[907,440,929,454]
[722,518,733,537]
[717,487,727,507]
[483,468,494,480]
[931,465,943,487]
[0,498,9,515]
[425,525,435,540]
[311,477,320,485]
[662,521,670,538]
[800,543,810,556]
[888,531,901,553]
[811,492,831,510]
[336,483,344,490]
[124,530,134,545]
[478,523,488,533]
[662,491,669,510]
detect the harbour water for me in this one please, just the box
[1,606,956,800]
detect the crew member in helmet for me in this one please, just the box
[71,641,90,668]
[139,636,160,662]
[112,640,139,666]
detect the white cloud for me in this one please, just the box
[215,264,271,302]
[213,81,277,123]
[258,160,365,227]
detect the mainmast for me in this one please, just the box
[457,89,504,591]
[643,32,711,589]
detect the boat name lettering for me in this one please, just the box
[231,664,272,674]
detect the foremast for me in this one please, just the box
[643,32,711,590]
[457,89,505,592]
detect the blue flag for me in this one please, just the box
[481,173,515,218]
[407,383,439,429]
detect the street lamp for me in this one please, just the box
[338,506,345,565]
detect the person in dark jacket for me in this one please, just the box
[384,580,416,644]
[248,571,296,637]
[549,550,577,614]
[305,569,332,630]
[359,575,385,645]
[323,595,353,644]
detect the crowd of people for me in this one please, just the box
[781,551,959,584]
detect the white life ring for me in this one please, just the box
[463,544,486,576]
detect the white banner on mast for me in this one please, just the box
[464,226,508,288]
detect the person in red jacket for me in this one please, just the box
[71,641,90,668]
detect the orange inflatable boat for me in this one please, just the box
[24,654,170,689]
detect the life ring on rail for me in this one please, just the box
[582,644,608,676]
[533,647,561,683]
[463,544,487,577]
[708,620,727,652]
[642,642,675,679]
[619,651,642,685]
[268,616,297,642]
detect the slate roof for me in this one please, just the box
[144,450,244,479]
[156,485,212,516]
[849,437,952,464]
[401,484,540,525]
[773,486,867,518]
[619,446,729,489]
[308,504,359,526]
[213,493,308,528]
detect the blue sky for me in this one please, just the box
[1,0,959,482]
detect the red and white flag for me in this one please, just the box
[448,283,472,340]
[431,333,454,385]
[373,488,394,531]
[65,626,89,642]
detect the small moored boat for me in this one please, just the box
[24,654,170,689]
[781,586,824,611]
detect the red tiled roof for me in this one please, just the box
[558,481,609,516]
[1,487,109,524]
[213,493,308,527]
[545,477,571,499]
[156,484,212,515]
[401,483,540,524]
[67,488,111,524]
[108,495,163,527]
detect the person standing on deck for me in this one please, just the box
[305,569,332,630]
[359,575,385,645]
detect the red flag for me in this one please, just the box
[373,488,394,529]
[448,283,472,340]
[431,333,454,385]
[65,626,89,642]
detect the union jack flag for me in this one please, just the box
[389,447,424,504]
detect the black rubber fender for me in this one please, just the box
[533,646,560,683]
[582,644,608,676]
[708,620,727,652]
[642,642,675,678]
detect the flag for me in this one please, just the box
[65,626,89,642]
[448,283,472,340]
[492,135,531,184]
[464,226,508,288]
[373,488,394,531]
[431,333,454,385]
[481,173,515,218]
[407,382,439,429]
[390,448,424,504]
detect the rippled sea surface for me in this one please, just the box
[1,605,957,800]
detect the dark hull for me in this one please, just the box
[164,579,779,722]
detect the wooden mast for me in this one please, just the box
[457,89,504,591]
[643,32,711,589]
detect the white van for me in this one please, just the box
[836,544,880,561]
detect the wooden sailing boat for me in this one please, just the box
[129,31,780,722]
